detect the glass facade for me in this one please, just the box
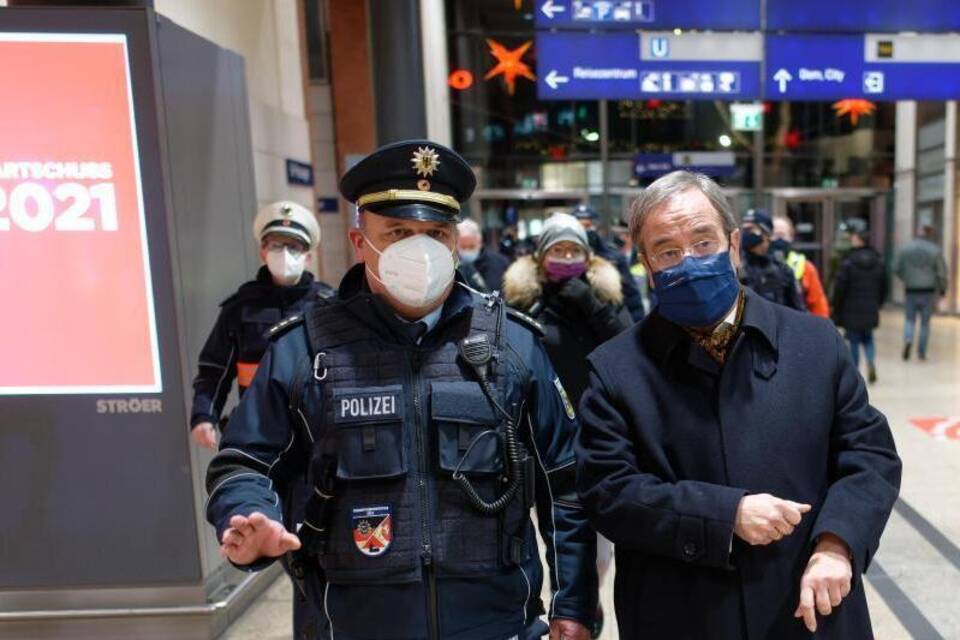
[445,0,896,195]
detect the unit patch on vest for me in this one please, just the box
[333,386,403,424]
[352,505,393,557]
[553,376,575,420]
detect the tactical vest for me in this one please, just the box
[742,257,793,307]
[296,293,532,585]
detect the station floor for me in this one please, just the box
[221,309,960,640]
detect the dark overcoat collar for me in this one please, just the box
[641,288,779,379]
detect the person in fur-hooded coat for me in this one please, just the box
[503,213,633,405]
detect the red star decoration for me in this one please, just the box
[832,99,876,126]
[484,39,535,95]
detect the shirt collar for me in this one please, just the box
[396,304,444,336]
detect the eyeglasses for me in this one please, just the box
[545,244,588,261]
[264,239,307,256]
[649,238,722,270]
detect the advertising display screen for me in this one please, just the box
[0,33,161,394]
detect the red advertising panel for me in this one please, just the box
[0,33,160,394]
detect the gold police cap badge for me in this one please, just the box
[411,146,440,178]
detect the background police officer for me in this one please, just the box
[190,201,334,449]
[739,208,806,312]
[206,140,597,640]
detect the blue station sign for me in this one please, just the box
[534,0,761,31]
[536,31,762,101]
[766,33,960,101]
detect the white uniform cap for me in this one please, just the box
[252,201,320,249]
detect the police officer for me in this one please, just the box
[206,140,598,640]
[571,204,645,322]
[739,208,806,312]
[190,200,334,449]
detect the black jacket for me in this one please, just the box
[504,255,632,404]
[459,247,510,293]
[587,230,646,322]
[190,267,334,427]
[576,290,901,640]
[740,250,807,312]
[833,247,887,332]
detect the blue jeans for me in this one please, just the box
[904,292,936,355]
[846,329,876,368]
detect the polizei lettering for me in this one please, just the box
[339,395,397,420]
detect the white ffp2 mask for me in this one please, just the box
[364,233,456,308]
[266,248,307,286]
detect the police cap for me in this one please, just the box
[571,204,600,221]
[252,200,320,249]
[742,208,773,235]
[339,139,476,223]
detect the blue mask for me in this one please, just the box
[652,252,741,327]
[741,230,765,250]
[770,238,791,256]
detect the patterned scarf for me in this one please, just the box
[683,290,746,364]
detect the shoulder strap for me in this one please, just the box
[267,314,304,340]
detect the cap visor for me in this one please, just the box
[362,202,461,223]
[260,228,312,246]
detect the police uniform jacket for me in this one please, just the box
[190,267,334,428]
[740,251,807,312]
[205,265,598,640]
[575,289,901,640]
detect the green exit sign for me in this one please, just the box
[731,103,763,131]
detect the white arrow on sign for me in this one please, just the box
[545,69,570,90]
[773,68,793,93]
[541,0,566,19]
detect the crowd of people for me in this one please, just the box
[191,140,935,640]
[454,200,947,389]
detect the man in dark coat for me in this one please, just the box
[457,218,510,293]
[576,170,902,640]
[832,227,887,384]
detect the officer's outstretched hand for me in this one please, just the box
[220,512,301,565]
[191,421,218,449]
[549,618,590,640]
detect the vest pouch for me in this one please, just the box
[431,381,503,476]
[332,385,407,481]
[431,380,521,576]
